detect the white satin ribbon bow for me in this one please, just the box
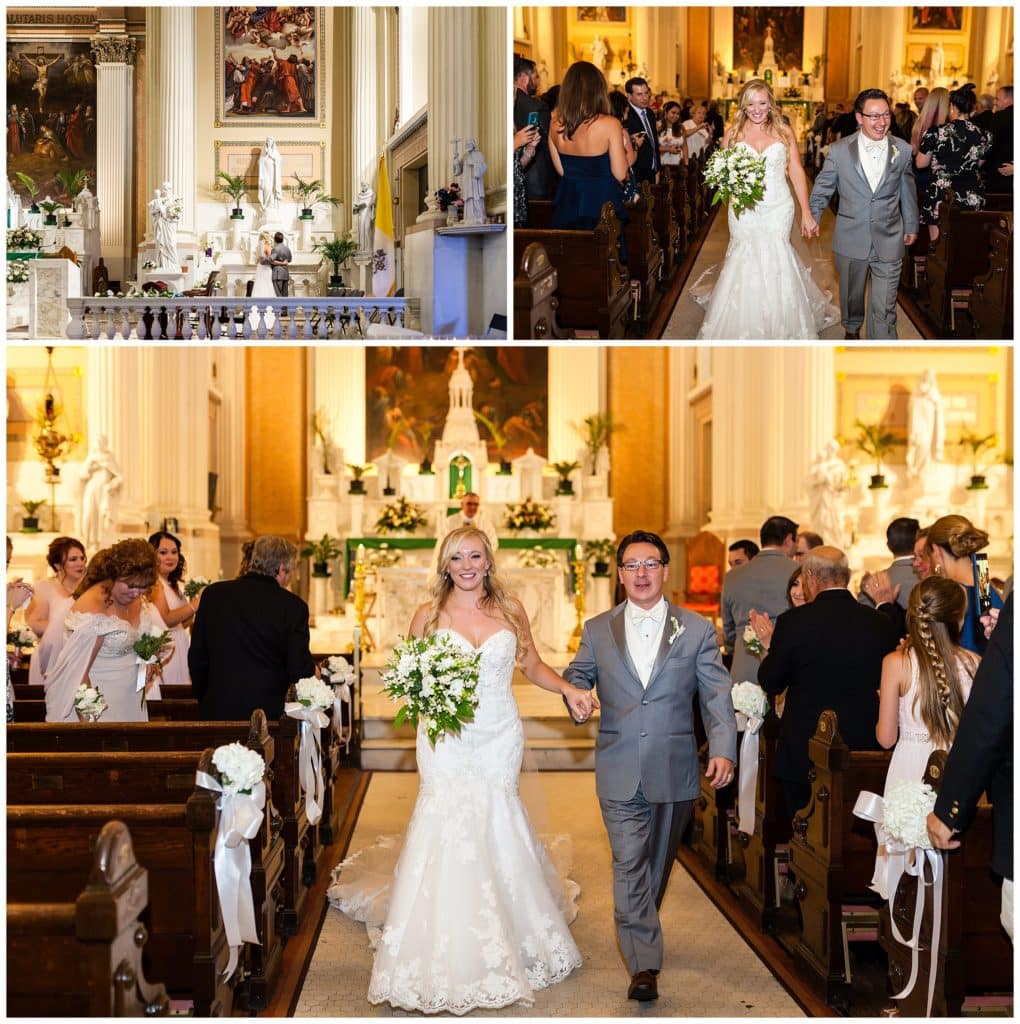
[194,771,265,978]
[735,710,765,834]
[853,790,943,1016]
[284,702,329,826]
[331,676,354,753]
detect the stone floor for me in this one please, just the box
[296,771,804,1018]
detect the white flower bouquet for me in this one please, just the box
[517,545,560,569]
[375,496,428,534]
[704,145,767,218]
[743,623,765,656]
[183,576,212,599]
[133,628,172,663]
[881,780,937,850]
[364,543,402,569]
[731,680,770,719]
[294,675,336,711]
[167,197,184,221]
[504,497,556,532]
[7,626,36,650]
[7,227,42,250]
[73,683,108,721]
[382,633,482,744]
[212,742,265,795]
[7,260,29,285]
[322,655,355,684]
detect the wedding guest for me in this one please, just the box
[913,526,933,580]
[513,56,555,201]
[786,567,806,608]
[916,84,990,241]
[743,567,807,656]
[513,123,540,227]
[893,102,916,141]
[43,539,167,723]
[910,86,949,195]
[727,539,759,570]
[189,535,315,720]
[147,530,197,687]
[859,517,921,612]
[706,100,725,143]
[913,86,930,115]
[984,85,1013,193]
[925,514,1003,654]
[624,76,660,184]
[972,93,996,133]
[682,105,713,160]
[658,101,686,167]
[7,536,34,722]
[871,576,979,896]
[24,536,86,686]
[794,531,824,561]
[542,85,561,113]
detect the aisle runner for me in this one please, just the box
[296,772,803,1018]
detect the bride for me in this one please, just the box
[696,78,838,339]
[328,526,592,1014]
[251,231,275,297]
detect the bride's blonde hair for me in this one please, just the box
[728,79,788,156]
[423,526,529,657]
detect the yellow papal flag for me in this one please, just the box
[372,151,396,297]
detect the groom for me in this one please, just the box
[809,88,918,340]
[270,231,292,297]
[564,530,737,1002]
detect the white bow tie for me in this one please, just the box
[629,605,665,628]
[863,140,886,156]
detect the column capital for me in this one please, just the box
[90,34,137,66]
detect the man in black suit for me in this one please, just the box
[513,55,555,201]
[624,76,660,185]
[928,594,1013,940]
[189,535,315,720]
[984,85,1013,194]
[757,546,899,818]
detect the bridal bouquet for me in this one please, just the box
[7,626,36,651]
[133,628,172,665]
[183,576,212,599]
[704,146,767,217]
[743,624,765,656]
[73,683,108,722]
[382,633,481,744]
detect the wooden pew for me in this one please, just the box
[14,698,200,722]
[8,753,232,1015]
[513,201,631,338]
[650,177,681,282]
[686,153,706,233]
[689,741,735,882]
[663,165,692,253]
[968,214,1013,340]
[513,241,574,340]
[620,183,663,321]
[13,681,194,702]
[7,819,171,1017]
[787,710,892,1005]
[731,710,793,934]
[880,750,1013,1016]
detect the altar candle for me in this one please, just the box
[357,543,365,564]
[353,626,361,675]
[575,542,584,561]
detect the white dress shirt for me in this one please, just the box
[858,134,887,192]
[623,597,667,687]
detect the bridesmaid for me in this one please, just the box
[25,536,87,686]
[147,530,197,687]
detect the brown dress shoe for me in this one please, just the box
[844,328,861,340]
[628,970,658,1001]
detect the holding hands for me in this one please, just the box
[563,682,599,723]
[800,210,820,238]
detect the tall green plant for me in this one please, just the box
[852,419,899,476]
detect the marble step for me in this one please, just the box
[359,735,595,772]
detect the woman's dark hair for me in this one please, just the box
[786,567,804,607]
[557,60,611,139]
[608,89,629,121]
[74,538,158,598]
[542,84,561,113]
[949,83,977,115]
[148,530,186,591]
[661,101,682,138]
[46,536,86,574]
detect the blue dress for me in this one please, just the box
[551,152,626,231]
[960,582,1004,656]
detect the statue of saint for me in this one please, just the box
[258,136,283,212]
[453,139,487,225]
[906,368,945,479]
[148,183,179,270]
[79,434,124,549]
[591,34,608,71]
[929,41,945,83]
[806,439,847,550]
[352,181,376,252]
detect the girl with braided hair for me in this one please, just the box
[870,576,980,897]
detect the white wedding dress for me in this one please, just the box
[252,244,275,298]
[327,628,582,1015]
[695,141,839,339]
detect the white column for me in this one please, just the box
[708,347,835,539]
[665,347,700,538]
[213,348,250,574]
[90,34,136,284]
[547,348,605,462]
[332,9,354,230]
[352,9,380,189]
[314,348,366,463]
[479,8,507,215]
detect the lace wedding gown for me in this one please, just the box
[252,243,275,298]
[695,141,839,339]
[327,628,582,1015]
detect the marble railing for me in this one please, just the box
[65,296,416,340]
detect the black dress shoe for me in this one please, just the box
[845,328,861,340]
[628,970,658,1001]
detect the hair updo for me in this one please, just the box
[949,83,977,115]
[926,514,989,560]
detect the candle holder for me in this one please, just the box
[33,346,79,532]
[567,555,586,653]
[352,557,376,652]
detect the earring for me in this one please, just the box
[933,564,943,576]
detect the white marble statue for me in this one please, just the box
[889,67,907,104]
[72,176,98,230]
[906,368,945,479]
[761,25,776,68]
[591,34,608,71]
[148,183,179,270]
[806,439,847,549]
[453,138,487,226]
[258,136,283,213]
[79,434,124,549]
[352,181,376,253]
[929,41,945,83]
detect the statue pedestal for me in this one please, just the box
[353,253,373,295]
[29,258,82,339]
[7,281,29,330]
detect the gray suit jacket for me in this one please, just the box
[564,603,736,803]
[722,549,797,684]
[270,243,292,281]
[809,132,919,262]
[858,555,917,610]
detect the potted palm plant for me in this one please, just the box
[38,199,62,226]
[417,422,436,475]
[957,430,997,489]
[215,171,248,219]
[313,233,358,287]
[853,419,899,488]
[347,463,370,495]
[585,538,616,576]
[474,410,512,473]
[301,534,343,578]
[20,499,45,532]
[14,172,41,213]
[55,168,87,204]
[578,412,622,474]
[551,460,581,495]
[287,175,340,220]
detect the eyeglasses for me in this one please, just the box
[620,559,666,572]
[860,112,892,121]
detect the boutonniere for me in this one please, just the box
[668,616,684,645]
[889,146,899,165]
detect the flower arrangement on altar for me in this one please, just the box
[704,146,767,217]
[142,259,157,270]
[376,496,429,534]
[504,497,556,533]
[7,227,41,250]
[364,543,403,569]
[517,545,561,570]
[435,183,463,213]
[7,261,29,285]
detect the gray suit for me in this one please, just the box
[809,132,919,339]
[722,548,797,684]
[564,602,736,974]
[858,554,917,610]
[270,242,292,296]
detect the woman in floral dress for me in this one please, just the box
[916,83,990,241]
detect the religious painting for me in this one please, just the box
[365,348,548,463]
[910,7,966,32]
[215,7,324,127]
[5,41,97,205]
[732,7,804,73]
[574,7,629,23]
